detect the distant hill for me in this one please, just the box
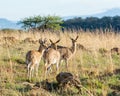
[63,8,120,20]
[0,18,21,29]
[1,8,120,29]
[89,8,120,18]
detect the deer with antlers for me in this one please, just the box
[26,38,47,80]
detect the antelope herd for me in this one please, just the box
[26,36,79,80]
[1,35,120,81]
[24,35,120,80]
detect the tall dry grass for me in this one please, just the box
[0,30,120,95]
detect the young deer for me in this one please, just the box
[57,36,79,69]
[43,39,61,78]
[26,38,47,80]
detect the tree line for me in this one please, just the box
[62,16,120,32]
[19,15,120,32]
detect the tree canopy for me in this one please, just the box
[62,16,120,32]
[19,15,63,32]
[19,15,120,32]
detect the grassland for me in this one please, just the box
[0,30,120,96]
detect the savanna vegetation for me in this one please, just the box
[0,29,120,96]
[62,16,120,32]
[19,15,63,32]
[19,15,120,33]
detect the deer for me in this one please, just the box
[26,38,47,80]
[43,39,61,78]
[57,36,79,69]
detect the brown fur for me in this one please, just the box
[26,38,47,80]
[43,39,61,78]
[57,36,79,68]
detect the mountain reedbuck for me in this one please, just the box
[43,39,61,78]
[57,36,79,69]
[26,38,47,80]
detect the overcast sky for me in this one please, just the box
[0,0,120,21]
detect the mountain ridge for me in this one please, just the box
[1,8,120,29]
[63,8,120,20]
[0,18,21,29]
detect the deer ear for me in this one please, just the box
[69,36,73,40]
[75,35,79,40]
[49,39,53,44]
[39,38,42,44]
[55,39,60,44]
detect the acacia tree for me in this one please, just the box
[19,17,33,30]
[19,15,63,32]
[19,16,43,30]
[43,15,63,31]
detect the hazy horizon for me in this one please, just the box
[0,0,120,21]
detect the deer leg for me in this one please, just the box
[35,63,39,77]
[27,62,32,79]
[65,59,68,70]
[27,65,30,79]
[44,66,47,79]
[30,66,34,80]
[29,67,32,81]
[47,66,52,73]
[46,64,52,74]
[45,62,49,79]
[56,62,60,74]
